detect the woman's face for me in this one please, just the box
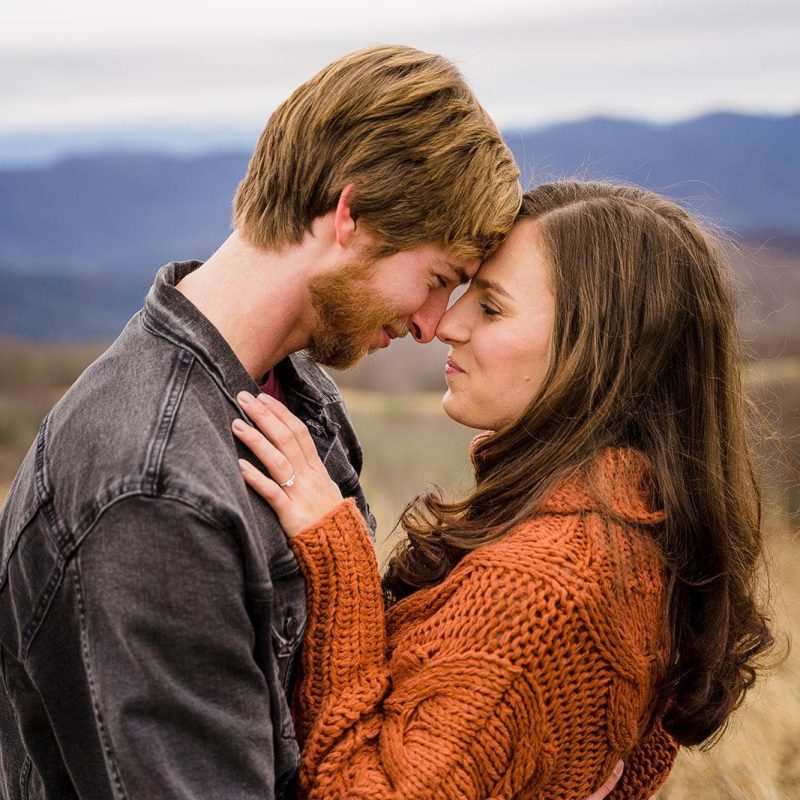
[436,219,556,431]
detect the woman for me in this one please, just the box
[233,181,774,799]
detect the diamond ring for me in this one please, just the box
[279,472,297,488]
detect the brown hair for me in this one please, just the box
[233,45,521,262]
[384,180,774,747]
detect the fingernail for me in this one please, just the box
[232,419,247,432]
[237,391,255,405]
[238,458,251,472]
[257,393,273,404]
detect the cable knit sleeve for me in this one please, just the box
[289,499,543,798]
[287,498,389,752]
[608,719,678,800]
[287,498,655,800]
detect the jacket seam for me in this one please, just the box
[19,491,240,658]
[68,478,233,552]
[0,648,32,799]
[19,756,30,800]
[72,558,129,800]
[20,561,65,660]
[140,313,247,411]
[69,489,235,555]
[0,507,39,593]
[13,417,76,656]
[34,415,73,554]
[143,349,194,495]
[142,310,342,407]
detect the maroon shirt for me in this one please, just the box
[259,369,286,404]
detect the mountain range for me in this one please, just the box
[1,111,798,340]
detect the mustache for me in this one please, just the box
[385,323,410,339]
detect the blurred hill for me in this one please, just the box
[0,111,799,343]
[508,112,800,236]
[0,151,247,277]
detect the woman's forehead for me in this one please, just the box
[473,220,551,296]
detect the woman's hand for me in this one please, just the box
[232,391,343,538]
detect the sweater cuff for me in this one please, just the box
[292,496,366,540]
[287,496,387,684]
[289,497,375,567]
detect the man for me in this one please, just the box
[0,45,520,799]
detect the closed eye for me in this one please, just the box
[480,302,501,317]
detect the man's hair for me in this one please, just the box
[233,45,521,262]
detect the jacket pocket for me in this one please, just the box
[268,555,307,738]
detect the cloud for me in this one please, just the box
[1,0,798,132]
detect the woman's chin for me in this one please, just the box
[441,389,462,423]
[441,390,488,430]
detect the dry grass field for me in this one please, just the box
[0,339,798,798]
[0,339,106,498]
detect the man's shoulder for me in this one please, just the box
[46,318,191,467]
[21,321,241,536]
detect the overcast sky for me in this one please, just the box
[2,0,798,134]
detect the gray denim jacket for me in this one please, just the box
[0,261,375,800]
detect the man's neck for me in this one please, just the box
[175,231,317,381]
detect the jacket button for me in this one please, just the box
[283,615,298,640]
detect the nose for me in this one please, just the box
[435,296,470,345]
[408,292,450,344]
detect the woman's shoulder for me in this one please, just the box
[537,447,665,524]
[391,448,669,656]
[463,447,668,607]
[483,444,660,529]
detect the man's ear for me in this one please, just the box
[333,183,357,248]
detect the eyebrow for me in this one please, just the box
[444,262,471,285]
[473,276,513,299]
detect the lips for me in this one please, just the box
[445,355,465,374]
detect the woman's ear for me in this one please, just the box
[334,183,357,248]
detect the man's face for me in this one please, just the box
[307,245,478,370]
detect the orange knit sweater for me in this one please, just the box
[287,448,679,799]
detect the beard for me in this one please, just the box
[306,257,408,370]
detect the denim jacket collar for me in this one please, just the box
[142,260,334,416]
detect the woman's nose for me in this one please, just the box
[435,298,470,345]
